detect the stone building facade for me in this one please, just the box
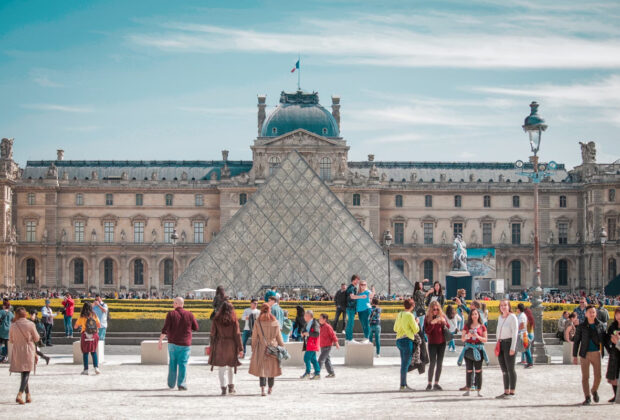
[1,89,618,295]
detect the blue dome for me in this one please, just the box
[261,90,340,137]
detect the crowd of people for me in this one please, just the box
[1,281,619,406]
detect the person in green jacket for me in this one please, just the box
[394,298,420,391]
[0,301,14,363]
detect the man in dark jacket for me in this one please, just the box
[573,305,606,405]
[333,284,348,333]
[345,275,360,341]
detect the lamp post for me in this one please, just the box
[515,101,556,364]
[600,227,607,290]
[171,229,179,297]
[383,230,393,298]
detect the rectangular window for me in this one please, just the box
[104,222,114,243]
[608,218,617,241]
[482,222,492,245]
[511,223,521,245]
[352,194,360,206]
[558,223,568,244]
[135,194,143,206]
[27,193,35,205]
[164,222,174,243]
[483,195,491,208]
[424,223,433,245]
[512,195,520,208]
[425,195,432,208]
[454,195,462,208]
[165,194,173,206]
[105,193,113,206]
[559,195,567,208]
[195,194,204,206]
[194,222,204,244]
[394,222,404,245]
[74,221,85,243]
[76,193,84,206]
[26,221,36,242]
[134,222,144,243]
[453,223,463,237]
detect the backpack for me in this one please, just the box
[369,307,381,325]
[85,317,98,335]
[281,318,293,335]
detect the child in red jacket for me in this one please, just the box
[300,310,321,380]
[318,313,340,378]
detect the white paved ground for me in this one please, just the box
[1,345,617,419]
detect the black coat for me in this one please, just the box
[604,321,620,381]
[334,289,348,309]
[573,319,606,358]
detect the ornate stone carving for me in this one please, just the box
[500,231,507,244]
[181,171,188,181]
[151,229,158,243]
[441,231,447,244]
[151,172,157,181]
[579,141,596,164]
[91,229,97,242]
[470,230,478,246]
[91,170,98,180]
[410,172,417,183]
[1,138,14,159]
[411,229,418,244]
[380,173,387,182]
[46,163,58,179]
[337,154,346,178]
[452,234,467,271]
[121,171,128,180]
[548,231,554,244]
[221,163,231,179]
[120,229,126,242]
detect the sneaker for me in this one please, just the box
[582,396,591,405]
[326,373,336,378]
[94,368,101,375]
[310,374,321,380]
[477,391,483,397]
[462,390,471,396]
[360,339,370,344]
[399,386,414,392]
[495,393,508,399]
[178,386,187,391]
[525,364,533,369]
[592,391,599,403]
[425,384,432,391]
[433,384,443,391]
[81,370,89,375]
[374,354,381,358]
[459,386,469,391]
[300,373,310,380]
[341,330,346,334]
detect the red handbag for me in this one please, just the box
[205,345,211,356]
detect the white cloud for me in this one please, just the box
[32,75,63,88]
[21,104,93,113]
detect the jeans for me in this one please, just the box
[333,307,346,332]
[44,323,53,345]
[396,337,413,387]
[98,328,107,341]
[83,352,98,370]
[580,351,602,397]
[369,324,381,355]
[522,332,533,365]
[282,333,289,343]
[318,346,334,374]
[417,314,426,335]
[428,342,446,383]
[242,330,251,355]
[448,339,455,351]
[0,338,8,360]
[259,377,274,388]
[168,343,191,388]
[498,339,517,391]
[63,315,73,336]
[358,309,370,339]
[304,351,320,374]
[218,366,234,387]
[465,358,483,390]
[345,308,357,341]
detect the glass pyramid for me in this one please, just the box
[176,151,412,298]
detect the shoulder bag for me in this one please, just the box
[257,320,289,363]
[495,316,506,357]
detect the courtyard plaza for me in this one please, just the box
[1,344,616,419]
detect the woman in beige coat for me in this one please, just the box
[9,307,40,404]
[249,303,284,396]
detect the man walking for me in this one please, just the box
[62,293,75,337]
[596,301,609,324]
[345,275,360,342]
[93,295,109,341]
[158,297,199,390]
[573,305,606,405]
[41,299,56,346]
[333,283,347,333]
[574,298,587,324]
[241,299,260,357]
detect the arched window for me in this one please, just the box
[423,260,434,282]
[395,195,403,208]
[352,193,361,206]
[104,258,114,285]
[134,259,144,285]
[239,193,247,205]
[557,259,568,286]
[164,259,174,285]
[511,260,521,286]
[319,157,331,181]
[74,258,84,284]
[26,258,36,284]
[268,156,281,175]
[395,259,405,273]
[609,258,617,282]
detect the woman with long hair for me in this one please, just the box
[249,303,285,396]
[292,305,306,342]
[413,282,426,329]
[210,285,227,320]
[604,307,620,402]
[209,301,243,395]
[425,281,445,307]
[9,307,39,404]
[445,304,461,352]
[393,298,420,391]
[461,308,487,397]
[495,300,519,399]
[564,312,578,343]
[424,300,448,390]
[74,301,101,375]
[520,305,535,369]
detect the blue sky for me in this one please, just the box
[1,0,619,168]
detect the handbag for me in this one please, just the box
[442,324,453,342]
[257,320,289,363]
[205,345,211,356]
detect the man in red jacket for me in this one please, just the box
[318,313,340,378]
[300,310,321,380]
[62,293,75,337]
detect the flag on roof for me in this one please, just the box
[291,59,300,73]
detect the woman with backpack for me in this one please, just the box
[28,310,50,365]
[209,301,243,395]
[368,297,382,357]
[9,307,39,404]
[74,302,101,375]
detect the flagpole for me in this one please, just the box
[298,54,300,90]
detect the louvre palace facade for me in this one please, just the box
[1,89,618,295]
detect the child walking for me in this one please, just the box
[300,310,321,380]
[318,314,340,378]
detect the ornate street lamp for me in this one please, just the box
[600,227,607,290]
[515,101,556,364]
[171,229,179,297]
[383,230,393,298]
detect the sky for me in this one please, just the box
[1,0,619,168]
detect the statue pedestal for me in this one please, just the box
[446,271,473,300]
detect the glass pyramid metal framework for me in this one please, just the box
[176,151,412,297]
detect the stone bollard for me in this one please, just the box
[73,340,105,364]
[562,341,572,364]
[281,341,304,367]
[345,341,373,366]
[141,340,168,365]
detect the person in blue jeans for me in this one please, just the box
[345,275,360,341]
[368,298,382,356]
[158,297,199,390]
[352,281,375,340]
[394,298,420,391]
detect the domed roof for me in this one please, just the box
[261,90,340,137]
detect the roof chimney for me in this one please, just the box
[57,149,64,161]
[331,96,341,131]
[257,95,267,136]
